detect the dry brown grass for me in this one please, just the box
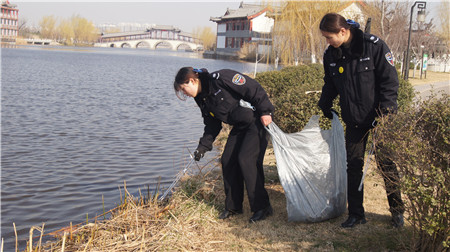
[34,145,413,251]
[30,116,430,251]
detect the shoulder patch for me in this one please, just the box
[232,74,246,85]
[385,52,395,66]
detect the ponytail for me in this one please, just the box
[346,19,360,29]
[193,68,209,78]
[320,13,360,33]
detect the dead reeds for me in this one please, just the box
[26,152,225,251]
[18,128,415,251]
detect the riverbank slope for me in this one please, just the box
[33,71,448,251]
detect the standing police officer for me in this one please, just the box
[173,67,274,223]
[318,13,405,228]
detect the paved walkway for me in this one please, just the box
[408,71,449,100]
[414,80,449,100]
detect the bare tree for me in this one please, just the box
[17,18,28,36]
[364,0,438,73]
[364,0,410,64]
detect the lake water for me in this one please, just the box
[1,46,275,250]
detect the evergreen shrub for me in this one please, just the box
[376,93,449,251]
[256,65,413,133]
[256,64,331,133]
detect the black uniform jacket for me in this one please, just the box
[318,28,399,128]
[194,69,274,152]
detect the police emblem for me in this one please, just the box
[385,52,394,66]
[232,74,246,85]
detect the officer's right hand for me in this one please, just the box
[322,108,339,119]
[322,109,333,119]
[193,149,205,161]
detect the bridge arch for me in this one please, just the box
[154,41,172,50]
[176,43,193,51]
[121,43,132,48]
[136,41,150,48]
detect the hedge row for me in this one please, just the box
[256,64,414,133]
[376,93,449,251]
[256,64,448,250]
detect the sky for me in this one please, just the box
[13,0,255,33]
[11,0,446,33]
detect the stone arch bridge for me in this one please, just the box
[94,25,203,51]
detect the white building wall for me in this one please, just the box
[217,36,226,49]
[251,13,274,33]
[339,3,366,25]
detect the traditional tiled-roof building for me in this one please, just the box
[338,0,367,28]
[1,0,18,43]
[210,2,274,56]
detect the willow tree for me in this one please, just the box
[271,1,337,65]
[436,0,450,53]
[57,19,75,45]
[39,14,98,45]
[71,15,98,45]
[39,15,58,40]
[192,26,216,51]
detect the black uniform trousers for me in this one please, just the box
[221,119,270,213]
[345,126,404,218]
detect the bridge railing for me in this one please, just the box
[98,30,202,45]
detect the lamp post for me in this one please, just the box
[404,1,426,80]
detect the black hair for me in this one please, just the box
[173,67,208,100]
[319,13,360,33]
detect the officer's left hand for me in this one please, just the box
[260,115,272,126]
[193,149,205,161]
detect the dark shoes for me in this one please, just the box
[391,213,404,228]
[219,206,274,222]
[249,205,273,223]
[341,215,367,228]
[218,209,243,219]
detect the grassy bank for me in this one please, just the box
[34,145,413,251]
[26,71,449,251]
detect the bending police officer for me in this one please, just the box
[173,67,274,223]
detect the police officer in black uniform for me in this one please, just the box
[173,67,274,223]
[318,13,404,228]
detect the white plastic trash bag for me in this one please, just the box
[266,113,347,222]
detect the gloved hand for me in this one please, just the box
[322,108,339,119]
[193,149,205,161]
